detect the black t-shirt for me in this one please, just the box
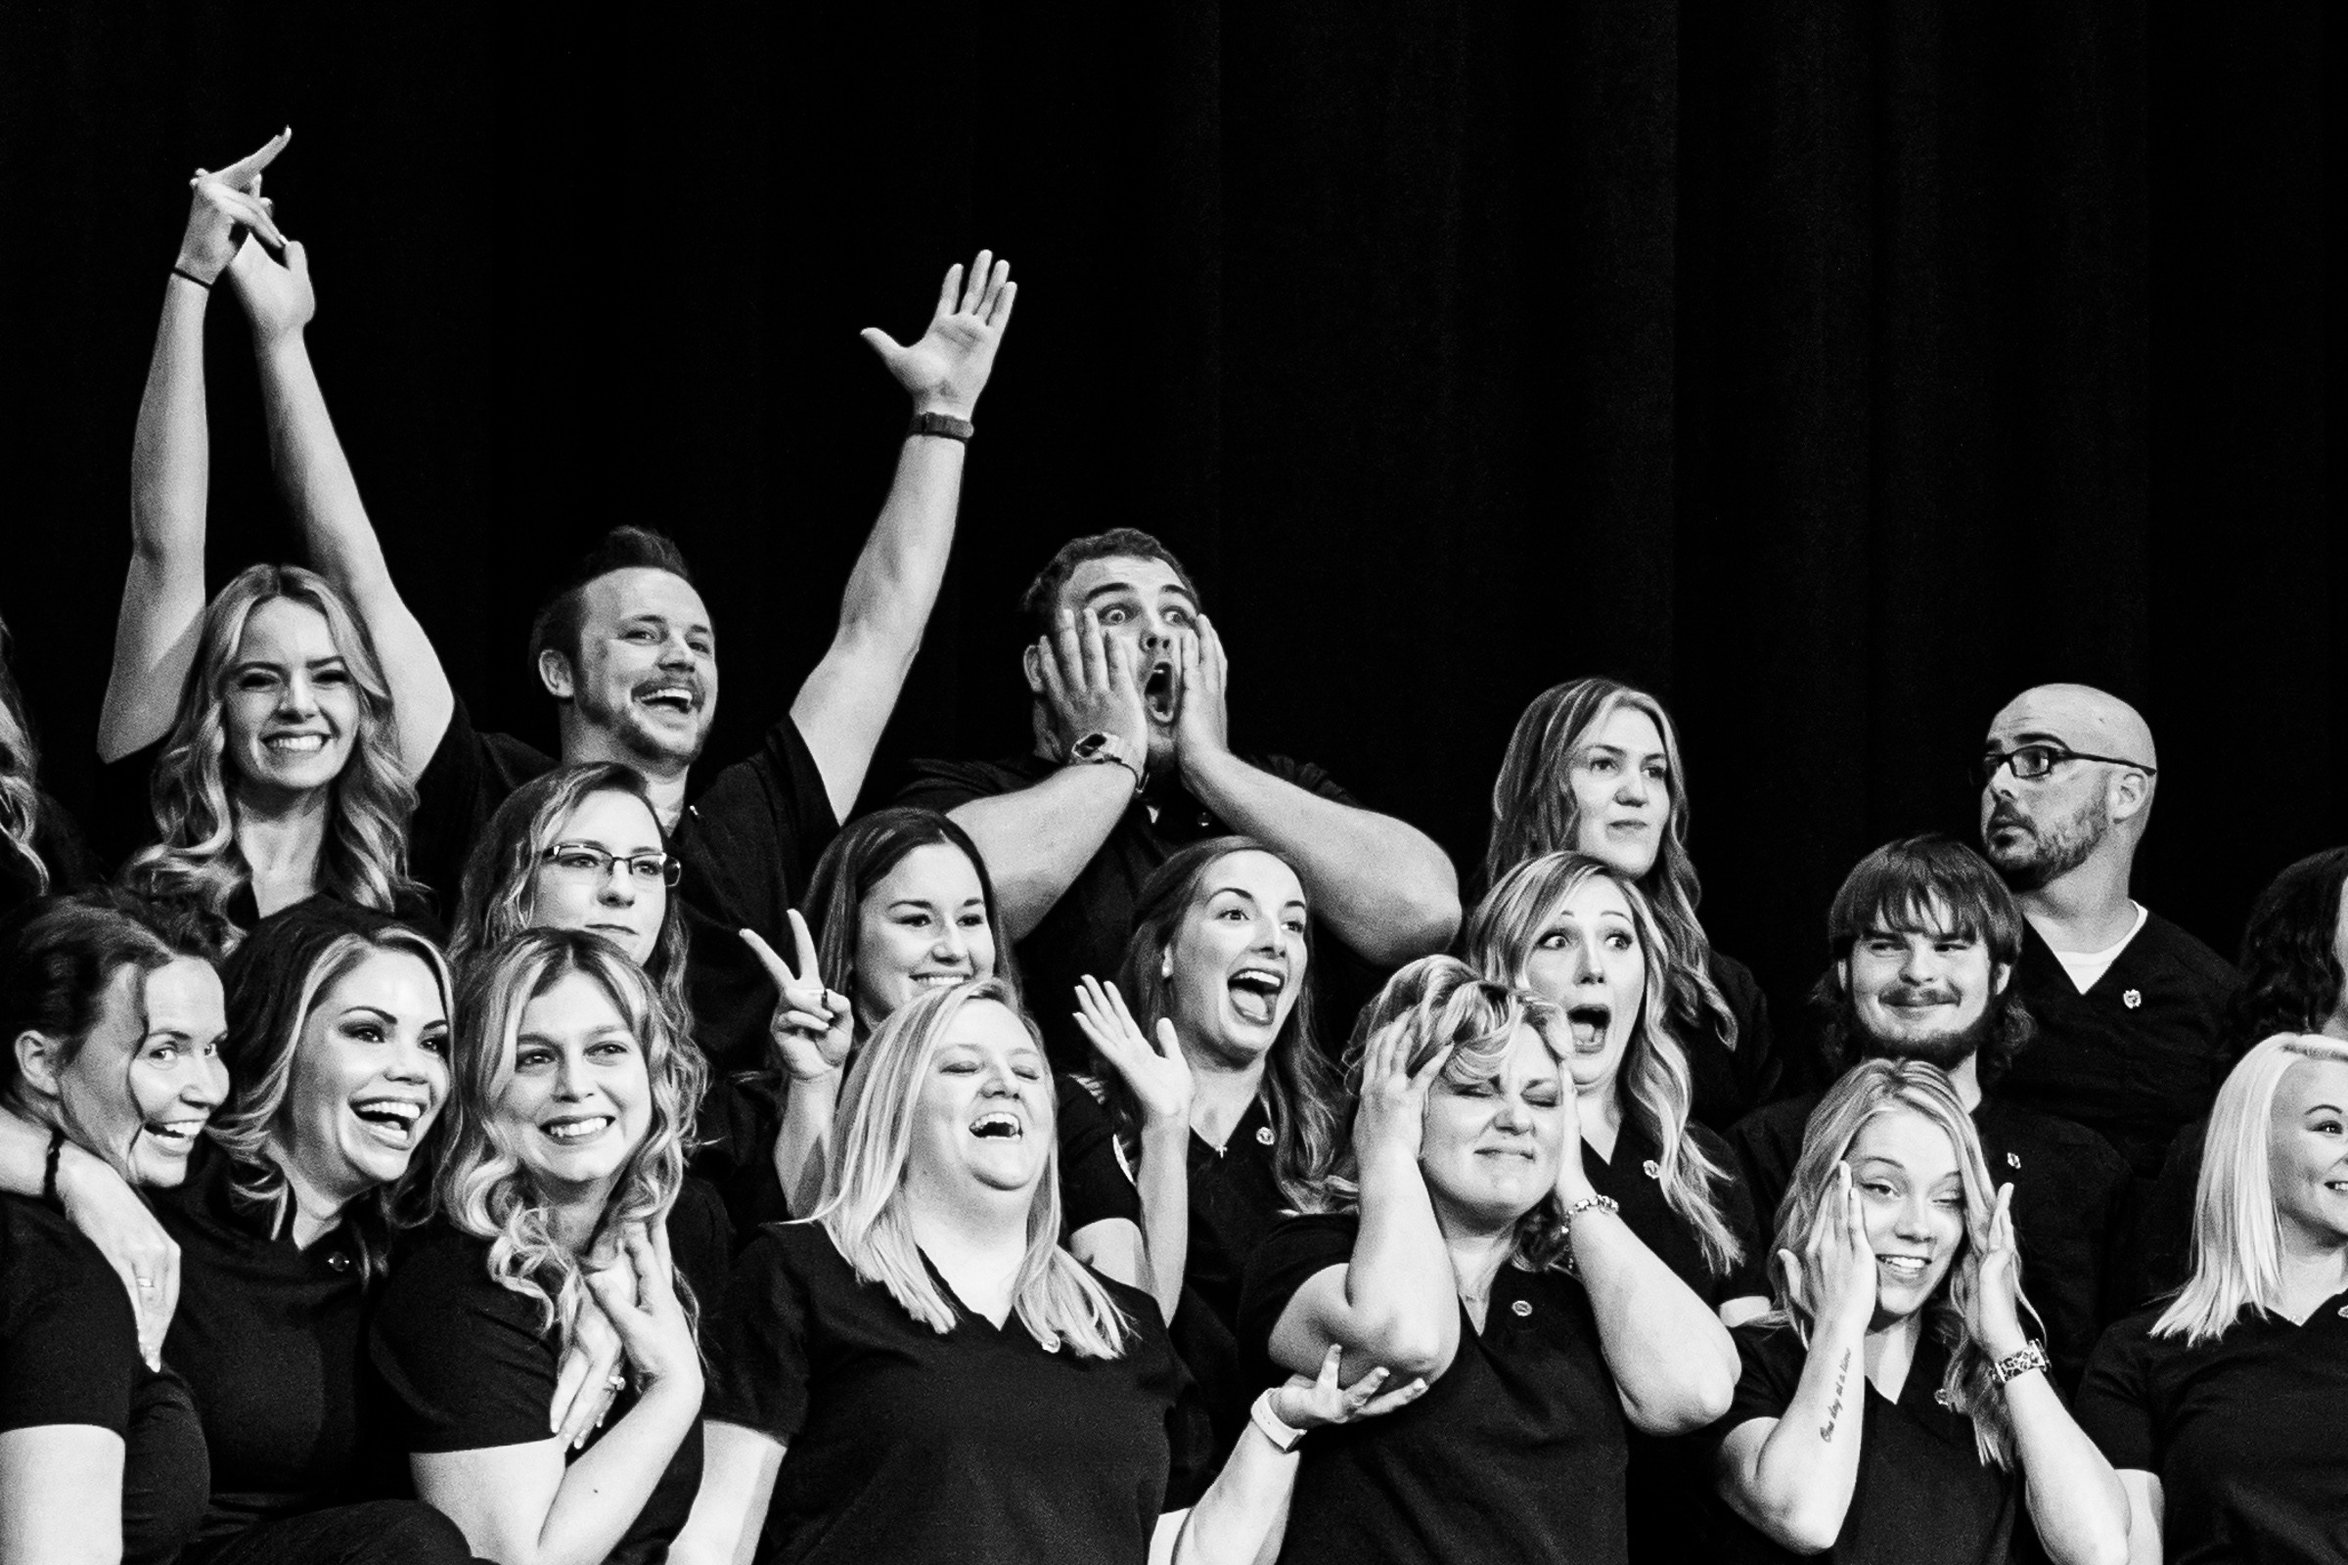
[155,1145,405,1548]
[1727,1087,2132,1388]
[1,788,100,923]
[2076,1294,2348,1565]
[1059,1081,1292,1493]
[0,1193,211,1565]
[709,1220,1189,1565]
[1237,1212,1630,1565]
[412,697,841,1215]
[1705,1322,2018,1565]
[2135,1114,2207,1305]
[1690,950,1785,1133]
[368,1178,733,1565]
[898,752,1379,1069]
[1996,914,2241,1180]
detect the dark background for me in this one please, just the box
[1,2,2336,1027]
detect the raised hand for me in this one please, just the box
[742,910,854,1083]
[1778,1162,1876,1337]
[226,228,316,344]
[549,1283,625,1449]
[1270,1343,1431,1432]
[176,129,291,285]
[1352,1019,1451,1174]
[1033,607,1150,764]
[860,251,1017,419]
[1072,977,1193,1130]
[1965,1182,2030,1360]
[582,1222,703,1396]
[1171,616,1232,776]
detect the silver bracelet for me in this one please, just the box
[1562,1193,1620,1228]
[1992,1342,2050,1388]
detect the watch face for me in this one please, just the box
[1071,733,1106,760]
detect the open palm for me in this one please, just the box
[860,250,1017,417]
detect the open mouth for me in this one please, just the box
[264,733,329,756]
[970,1110,1023,1141]
[635,682,699,717]
[542,1115,614,1144]
[1877,1254,1930,1281]
[1142,662,1177,724]
[144,1118,208,1152]
[353,1097,426,1147]
[1565,1004,1612,1051]
[1228,967,1285,1026]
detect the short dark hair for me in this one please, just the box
[801,806,1017,1027]
[0,889,216,1106]
[1017,529,1200,640]
[528,527,699,674]
[2230,847,2348,1059]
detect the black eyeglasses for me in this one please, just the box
[1974,744,2158,788]
[540,842,683,887]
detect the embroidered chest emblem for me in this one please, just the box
[2123,989,2143,1009]
[1642,1159,1661,1179]
[1255,1126,1277,1147]
[2006,1152,2021,1169]
[1511,1299,1533,1318]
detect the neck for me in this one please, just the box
[2320,1008,2348,1044]
[266,1140,360,1249]
[2015,855,2138,951]
[1579,1077,1625,1162]
[1436,1206,1517,1302]
[1945,1052,1983,1111]
[1184,1042,1268,1146]
[905,1173,1033,1258]
[2275,1221,2348,1322]
[560,718,690,830]
[232,787,331,898]
[546,1177,619,1253]
[1862,1308,1925,1394]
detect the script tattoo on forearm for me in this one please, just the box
[1819,1350,1852,1442]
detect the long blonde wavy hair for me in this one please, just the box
[440,930,706,1357]
[124,564,420,944]
[815,980,1132,1359]
[1464,852,1744,1277]
[1769,1059,2020,1468]
[0,614,47,894]
[2158,1032,2348,1345]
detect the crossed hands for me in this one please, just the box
[550,1221,701,1446]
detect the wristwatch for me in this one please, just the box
[1250,1389,1307,1452]
[1067,731,1144,793]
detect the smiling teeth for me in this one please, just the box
[544,1117,613,1142]
[913,973,964,988]
[1878,1256,1928,1277]
[146,1121,204,1144]
[354,1099,422,1126]
[971,1112,1021,1139]
[267,734,326,752]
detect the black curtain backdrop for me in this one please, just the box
[1,2,2335,1028]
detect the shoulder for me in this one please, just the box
[1246,754,1357,803]
[896,755,1046,807]
[1729,1093,1819,1152]
[736,1219,851,1294]
[2138,912,2241,987]
[0,1195,135,1332]
[1706,948,1761,1001]
[1244,1211,1360,1290]
[379,1221,506,1320]
[668,1177,734,1274]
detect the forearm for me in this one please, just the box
[1136,1119,1192,1325]
[1181,753,1458,963]
[1570,1211,1738,1431]
[1735,1322,1868,1549]
[129,281,211,566]
[1332,1153,1455,1376]
[2008,1375,2130,1565]
[519,1382,701,1565]
[772,1075,838,1219]
[948,767,1132,939]
[1168,1421,1299,1565]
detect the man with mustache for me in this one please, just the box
[898,529,1460,1068]
[1726,835,2132,1386]
[1974,683,2239,1183]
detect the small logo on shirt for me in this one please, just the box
[2123,989,2143,1009]
[1511,1300,1533,1318]
[1642,1159,1660,1179]
[1935,1389,1953,1408]
[2006,1152,2021,1170]
[1256,1126,1277,1147]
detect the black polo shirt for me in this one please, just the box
[410,697,840,1215]
[2076,1293,2348,1565]
[1996,914,2240,1180]
[155,1146,404,1550]
[0,1193,211,1565]
[1689,951,1785,1133]
[368,1178,731,1565]
[1238,1212,1629,1565]
[709,1220,1189,1565]
[897,752,1376,1070]
[1727,1087,2131,1388]
[1703,1323,2018,1564]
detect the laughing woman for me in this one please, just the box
[0,895,223,1565]
[370,929,724,1565]
[1707,1060,2128,1565]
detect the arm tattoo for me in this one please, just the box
[1819,1349,1852,1443]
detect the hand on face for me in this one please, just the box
[1779,1162,1879,1339]
[1964,1182,2029,1359]
[1170,616,1232,776]
[1033,608,1151,762]
[1349,1019,1450,1176]
[1071,976,1193,1130]
[745,910,854,1084]
[859,252,1017,419]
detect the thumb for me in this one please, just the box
[859,327,905,360]
[1153,1018,1181,1058]
[286,238,310,280]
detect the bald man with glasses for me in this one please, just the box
[1973,684,2239,1199]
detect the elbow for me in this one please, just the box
[1355,886,1461,966]
[1344,1314,1449,1384]
[1738,1490,1844,1557]
[1623,1369,1733,1437]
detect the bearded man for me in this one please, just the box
[1727,834,2133,1385]
[1974,683,2238,1180]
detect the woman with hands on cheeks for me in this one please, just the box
[1237,956,1738,1565]
[673,979,1414,1565]
[1707,1059,2128,1565]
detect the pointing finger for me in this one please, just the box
[739,927,796,989]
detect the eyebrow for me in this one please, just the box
[620,612,715,639]
[1582,742,1666,761]
[2306,1103,2344,1116]
[231,655,347,673]
[1989,729,2071,748]
[1080,581,1198,610]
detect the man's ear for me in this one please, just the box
[14,1030,65,1099]
[1020,641,1046,698]
[1990,961,2013,998]
[2108,768,2151,824]
[537,648,576,701]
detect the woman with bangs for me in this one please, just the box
[1707,1059,2127,1565]
[1464,850,1767,1563]
[370,928,725,1565]
[0,899,477,1563]
[100,132,444,946]
[1052,835,1347,1474]
[2077,1033,2348,1563]
[677,978,1414,1565]
[1240,956,1738,1565]
[1486,677,1778,1128]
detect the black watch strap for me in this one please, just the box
[907,411,974,442]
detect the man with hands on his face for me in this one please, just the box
[900,529,1460,1069]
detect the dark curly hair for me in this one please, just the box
[2228,847,2348,1059]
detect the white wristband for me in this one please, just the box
[1250,1388,1306,1452]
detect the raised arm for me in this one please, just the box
[1266,1031,1458,1384]
[948,608,1150,939]
[1069,978,1195,1324]
[1714,1165,1875,1553]
[1554,1090,1738,1433]
[743,913,853,1218]
[226,227,452,778]
[790,255,1018,821]
[102,134,289,760]
[1172,621,1458,964]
